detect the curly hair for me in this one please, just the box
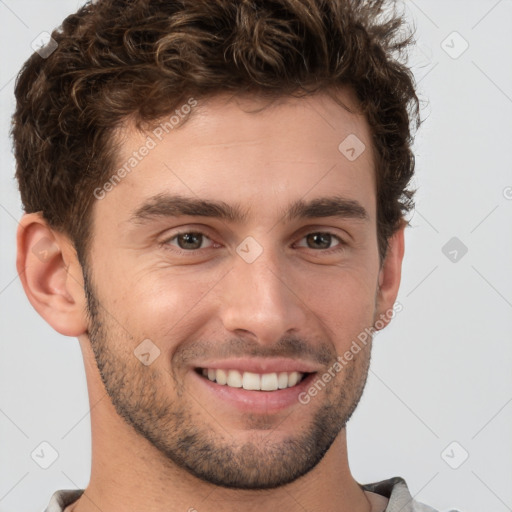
[11,0,420,267]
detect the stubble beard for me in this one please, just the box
[82,267,373,489]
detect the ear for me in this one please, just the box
[374,222,406,331]
[16,213,88,337]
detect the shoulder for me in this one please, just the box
[43,489,84,512]
[361,476,462,512]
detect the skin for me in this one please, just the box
[17,88,403,512]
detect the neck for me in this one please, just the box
[71,421,372,512]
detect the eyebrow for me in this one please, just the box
[129,193,370,225]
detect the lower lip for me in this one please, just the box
[192,370,318,414]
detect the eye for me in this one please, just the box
[161,229,346,255]
[164,231,215,251]
[295,232,344,252]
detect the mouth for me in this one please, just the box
[191,358,321,413]
[194,367,314,391]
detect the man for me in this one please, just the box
[11,0,446,510]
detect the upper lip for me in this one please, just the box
[194,357,320,374]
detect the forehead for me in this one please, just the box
[94,88,376,227]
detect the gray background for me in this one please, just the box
[1,1,511,511]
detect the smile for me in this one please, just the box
[197,368,310,391]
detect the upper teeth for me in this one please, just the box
[201,368,305,391]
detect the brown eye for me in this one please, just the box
[307,233,333,249]
[165,232,214,251]
[177,233,203,250]
[297,232,343,251]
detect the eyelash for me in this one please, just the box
[160,230,347,256]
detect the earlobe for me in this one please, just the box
[16,213,88,337]
[375,223,406,331]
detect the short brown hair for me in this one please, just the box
[12,0,420,266]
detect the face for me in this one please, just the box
[83,90,386,489]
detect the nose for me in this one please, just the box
[219,244,308,345]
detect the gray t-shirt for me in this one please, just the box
[43,476,456,511]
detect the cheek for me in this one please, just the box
[97,245,379,350]
[299,265,378,341]
[107,265,222,341]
